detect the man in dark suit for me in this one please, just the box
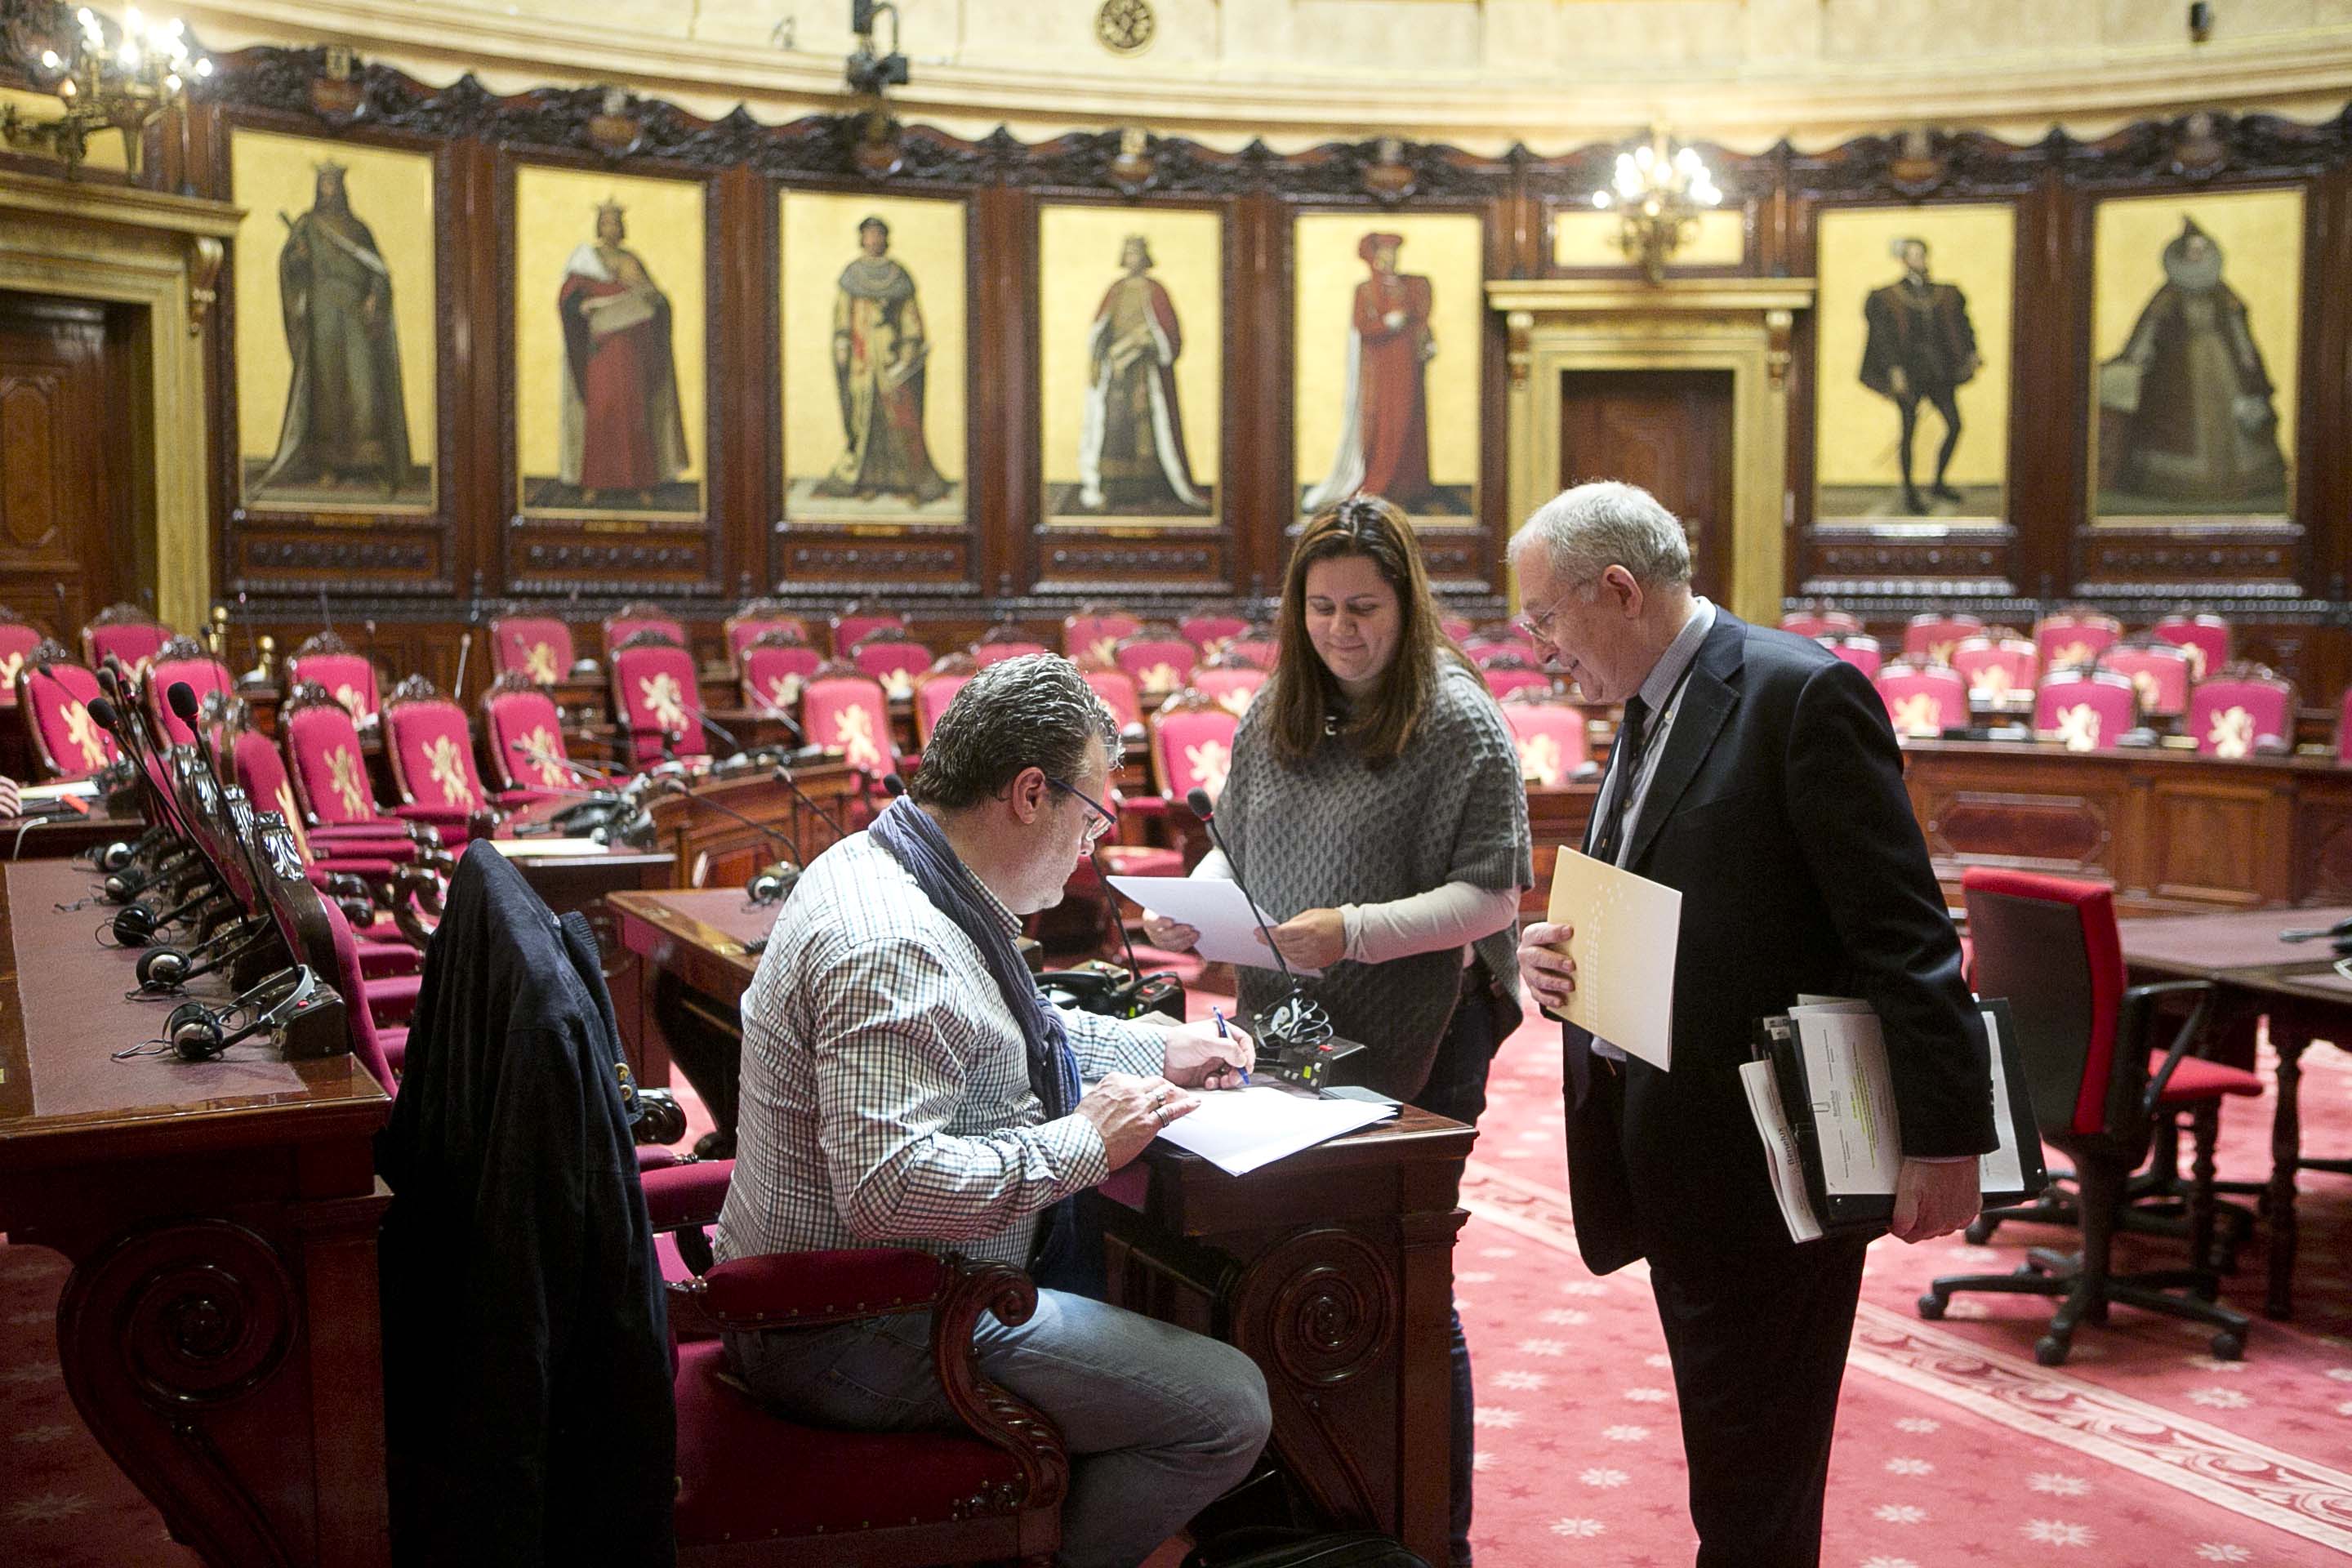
[1510,480,1993,1567]
[1860,237,1980,514]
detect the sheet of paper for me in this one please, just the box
[1740,1058,1824,1243]
[1150,1085,1392,1176]
[1107,875,1323,977]
[1790,1004,1904,1196]
[1543,846,1682,1071]
[21,780,100,802]
[487,837,611,858]
[1977,1006,2027,1194]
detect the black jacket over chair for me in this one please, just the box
[378,842,676,1566]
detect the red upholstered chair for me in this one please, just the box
[604,600,688,666]
[972,624,1050,668]
[2151,612,2232,682]
[1463,639,1525,670]
[610,631,710,768]
[1080,662,1145,737]
[1902,612,1984,666]
[144,637,235,746]
[914,655,978,746]
[1115,628,1200,702]
[285,630,382,725]
[1923,868,2257,1365]
[1873,659,1970,738]
[1821,633,1882,680]
[1779,608,1860,639]
[1499,691,1592,788]
[1438,613,1474,643]
[0,607,45,710]
[81,602,170,670]
[1478,651,1555,701]
[2034,667,2137,752]
[1221,631,1279,670]
[2096,641,2194,725]
[723,600,809,676]
[2034,610,2122,674]
[1950,630,2038,706]
[803,663,897,781]
[1064,607,1143,666]
[831,606,907,657]
[283,681,474,841]
[385,674,548,813]
[850,626,937,701]
[1178,609,1251,653]
[1193,662,1267,719]
[15,646,119,779]
[233,721,431,867]
[488,613,577,685]
[2339,685,2352,763]
[739,630,823,720]
[1149,689,1240,808]
[2187,665,2296,760]
[481,674,581,795]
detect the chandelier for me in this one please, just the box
[2,5,210,179]
[1589,128,1723,283]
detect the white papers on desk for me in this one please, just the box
[1105,875,1323,977]
[486,837,611,858]
[1152,1085,1393,1175]
[1543,847,1682,1071]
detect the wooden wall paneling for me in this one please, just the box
[453,136,498,612]
[980,183,1036,600]
[1234,188,1280,601]
[715,164,766,601]
[2309,158,2352,604]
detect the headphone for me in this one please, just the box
[132,916,274,993]
[746,858,801,907]
[129,967,324,1062]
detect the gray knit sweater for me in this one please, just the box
[1216,660,1534,1098]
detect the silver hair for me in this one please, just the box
[906,653,1120,812]
[1512,480,1694,593]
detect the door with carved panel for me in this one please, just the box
[1557,369,1735,605]
[0,292,137,640]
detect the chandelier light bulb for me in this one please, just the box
[194,56,212,75]
[39,48,59,68]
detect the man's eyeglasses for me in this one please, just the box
[1047,777,1118,842]
[1512,599,1566,643]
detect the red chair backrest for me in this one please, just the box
[2188,671,2295,760]
[483,684,573,792]
[82,609,169,671]
[611,638,708,766]
[915,662,976,745]
[146,653,234,746]
[489,616,577,684]
[1873,662,1969,737]
[2096,643,2193,722]
[1115,635,1199,697]
[1066,611,1143,666]
[16,657,118,778]
[287,650,381,724]
[2034,613,2121,674]
[232,724,316,857]
[724,610,808,672]
[317,897,396,1093]
[972,639,1049,668]
[1949,635,2038,702]
[1082,665,1144,733]
[831,610,906,657]
[1822,634,1882,680]
[384,694,487,810]
[741,640,823,717]
[850,631,935,699]
[2340,685,2352,764]
[2034,668,2136,752]
[1179,612,1251,651]
[803,670,895,779]
[2150,613,2231,682]
[1150,693,1240,804]
[0,620,43,707]
[283,692,383,827]
[1222,635,1278,669]
[1499,697,1590,787]
[605,608,688,664]
[1780,610,1860,639]
[1481,660,1554,700]
[1961,866,2123,1138]
[1194,666,1267,718]
[1438,615,1474,644]
[1901,612,1984,666]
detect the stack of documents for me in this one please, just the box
[1152,1085,1395,1175]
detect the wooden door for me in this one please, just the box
[0,292,138,641]
[1557,369,1735,604]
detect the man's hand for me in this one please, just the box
[1162,1018,1254,1090]
[1140,911,1199,953]
[1517,920,1576,1013]
[1889,1157,1980,1244]
[1258,907,1345,970]
[1075,1072,1199,1169]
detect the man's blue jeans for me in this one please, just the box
[724,1287,1272,1568]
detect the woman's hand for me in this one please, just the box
[1258,907,1345,970]
[1140,911,1199,953]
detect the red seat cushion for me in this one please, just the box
[355,939,422,980]
[378,1027,407,1077]
[363,971,423,1027]
[2154,1054,2264,1103]
[670,1339,1030,1545]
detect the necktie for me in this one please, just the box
[1588,693,1651,866]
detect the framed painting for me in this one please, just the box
[779,189,969,528]
[1813,203,2015,524]
[1038,202,1223,527]
[2089,186,2301,525]
[513,164,706,521]
[1291,210,1483,526]
[230,127,437,513]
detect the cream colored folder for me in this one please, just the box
[1544,846,1683,1071]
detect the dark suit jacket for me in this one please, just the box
[1564,610,1995,1276]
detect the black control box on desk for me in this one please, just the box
[1257,1032,1371,1091]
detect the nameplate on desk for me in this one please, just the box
[487,838,611,858]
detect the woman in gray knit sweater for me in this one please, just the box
[1143,493,1532,1568]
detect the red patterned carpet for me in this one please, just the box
[5,989,2350,1566]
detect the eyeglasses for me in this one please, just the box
[1046,777,1118,842]
[1512,577,1599,642]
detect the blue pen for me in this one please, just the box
[1213,1006,1250,1085]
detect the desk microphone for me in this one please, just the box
[167,681,276,906]
[777,762,852,845]
[2280,915,2352,943]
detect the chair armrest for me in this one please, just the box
[692,1248,951,1329]
[2125,978,2217,1122]
[929,1256,1070,1512]
[1120,793,1169,817]
[639,1158,732,1233]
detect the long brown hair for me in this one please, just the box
[1266,495,1469,767]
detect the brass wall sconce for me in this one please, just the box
[2,3,210,179]
[1588,127,1724,283]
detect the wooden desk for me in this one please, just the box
[0,858,393,1566]
[5,803,143,861]
[612,887,1469,1563]
[2120,905,2352,1319]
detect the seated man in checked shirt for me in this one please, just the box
[713,653,1272,1568]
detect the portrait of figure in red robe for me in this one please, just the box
[1303,232,1438,514]
[1076,235,1209,514]
[553,199,693,510]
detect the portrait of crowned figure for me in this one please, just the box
[815,216,949,506]
[1078,234,1209,513]
[252,160,419,504]
[556,198,693,509]
[1303,231,1438,514]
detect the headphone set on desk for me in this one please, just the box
[115,966,327,1063]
